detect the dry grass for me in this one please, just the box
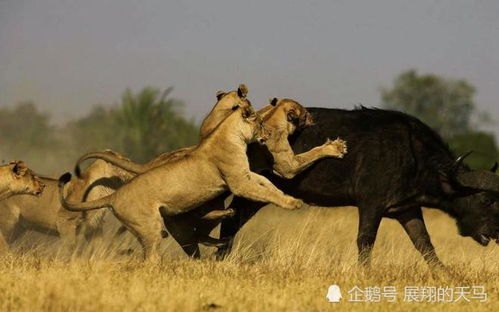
[0,206,497,311]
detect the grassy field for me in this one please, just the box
[0,206,497,311]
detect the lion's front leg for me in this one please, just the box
[272,138,347,179]
[226,172,305,210]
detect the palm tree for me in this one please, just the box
[115,87,198,163]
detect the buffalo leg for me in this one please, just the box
[160,213,200,259]
[396,207,444,268]
[198,235,231,248]
[177,240,201,259]
[201,208,235,220]
[215,196,266,259]
[357,206,383,266]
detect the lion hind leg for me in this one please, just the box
[114,209,163,262]
[133,222,163,263]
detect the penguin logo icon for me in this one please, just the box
[326,284,342,303]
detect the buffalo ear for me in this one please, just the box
[216,91,226,101]
[237,84,248,98]
[287,109,299,123]
[269,97,278,106]
[11,161,28,177]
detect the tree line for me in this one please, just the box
[0,70,497,174]
[382,70,498,170]
[0,87,199,174]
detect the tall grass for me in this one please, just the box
[0,206,497,311]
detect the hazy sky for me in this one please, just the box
[1,0,498,136]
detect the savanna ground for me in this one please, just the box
[0,206,497,312]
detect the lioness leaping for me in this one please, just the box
[254,97,347,178]
[59,105,307,261]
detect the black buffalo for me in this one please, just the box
[216,107,499,267]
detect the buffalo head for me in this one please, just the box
[442,153,499,246]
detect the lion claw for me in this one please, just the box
[324,137,348,158]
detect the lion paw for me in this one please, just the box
[324,137,347,158]
[285,198,307,210]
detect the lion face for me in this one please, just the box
[3,161,45,196]
[215,83,252,112]
[262,98,314,135]
[200,84,253,138]
[239,106,271,144]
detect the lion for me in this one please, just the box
[0,160,45,251]
[0,158,133,253]
[59,105,307,261]
[256,97,347,178]
[0,161,44,200]
[70,95,347,257]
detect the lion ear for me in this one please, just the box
[216,91,226,101]
[269,97,278,106]
[237,84,248,98]
[11,161,28,177]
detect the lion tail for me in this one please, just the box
[74,151,143,178]
[58,172,114,211]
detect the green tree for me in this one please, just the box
[67,87,199,164]
[116,87,198,162]
[448,132,499,170]
[0,102,64,172]
[65,105,122,154]
[381,69,476,139]
[381,69,498,170]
